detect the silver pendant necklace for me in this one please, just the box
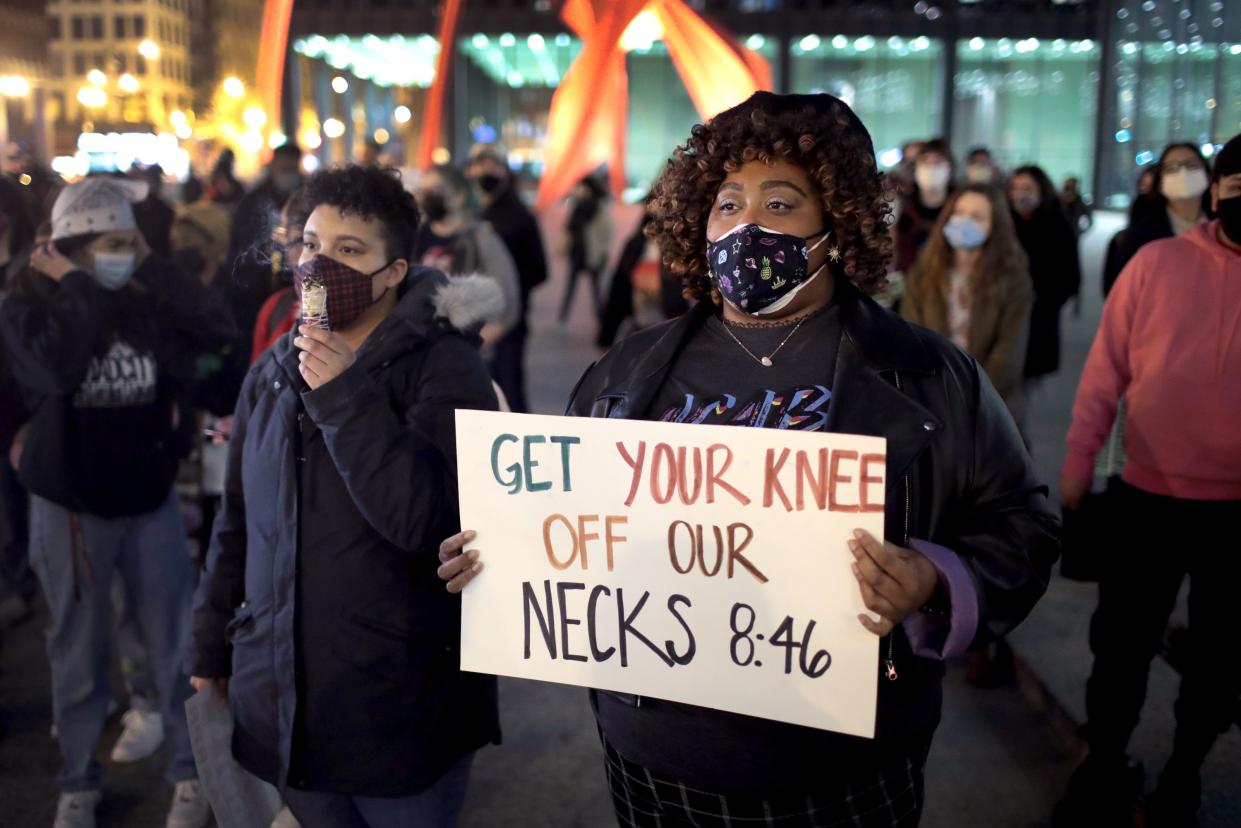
[721,315,810,368]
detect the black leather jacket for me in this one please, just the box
[568,281,1059,775]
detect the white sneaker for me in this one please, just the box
[166,780,211,828]
[54,790,101,828]
[271,806,302,828]
[109,708,165,763]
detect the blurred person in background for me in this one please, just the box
[1,173,39,288]
[252,189,313,363]
[227,144,305,364]
[169,202,248,555]
[413,164,521,366]
[598,203,656,349]
[894,138,955,274]
[1008,164,1080,386]
[0,192,39,628]
[1060,176,1093,238]
[1102,166,1160,298]
[466,145,548,413]
[964,147,1000,185]
[901,184,1032,422]
[204,149,245,212]
[0,176,237,828]
[1103,144,1212,296]
[132,165,175,259]
[1056,133,1241,828]
[559,175,612,324]
[893,139,927,200]
[4,139,61,217]
[171,202,248,416]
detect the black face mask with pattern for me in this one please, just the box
[706,223,830,316]
[1216,194,1241,247]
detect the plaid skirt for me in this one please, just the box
[602,736,927,828]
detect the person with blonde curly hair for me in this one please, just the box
[439,92,1057,827]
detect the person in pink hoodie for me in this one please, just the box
[1055,134,1241,828]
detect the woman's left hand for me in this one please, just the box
[295,325,357,390]
[849,530,940,636]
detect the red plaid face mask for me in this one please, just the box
[293,255,393,332]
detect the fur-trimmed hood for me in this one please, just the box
[395,266,505,334]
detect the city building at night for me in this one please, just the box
[280,0,1240,206]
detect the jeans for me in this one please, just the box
[1085,480,1241,771]
[29,489,198,791]
[113,572,157,706]
[285,753,475,828]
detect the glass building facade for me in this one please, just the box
[286,0,1241,205]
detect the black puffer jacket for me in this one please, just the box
[568,281,1059,789]
[190,269,503,796]
[0,258,238,515]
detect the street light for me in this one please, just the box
[87,69,107,87]
[138,39,160,60]
[119,73,139,94]
[331,76,349,94]
[393,105,411,124]
[243,106,267,129]
[0,76,30,97]
[222,76,244,98]
[322,118,345,139]
[77,86,106,108]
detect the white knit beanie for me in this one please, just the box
[50,177,149,241]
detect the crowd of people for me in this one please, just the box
[0,89,1236,828]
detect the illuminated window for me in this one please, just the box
[791,35,945,167]
[953,38,1099,196]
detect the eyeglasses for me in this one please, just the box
[1162,161,1203,174]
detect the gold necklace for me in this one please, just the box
[720,315,810,368]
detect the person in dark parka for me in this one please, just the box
[466,145,548,413]
[1008,165,1081,380]
[189,165,502,828]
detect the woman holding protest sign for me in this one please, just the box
[439,92,1059,826]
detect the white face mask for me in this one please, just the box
[93,251,136,290]
[916,163,952,194]
[1162,167,1209,202]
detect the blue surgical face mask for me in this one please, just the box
[93,251,136,290]
[943,216,988,250]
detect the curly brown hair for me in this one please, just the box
[646,92,893,299]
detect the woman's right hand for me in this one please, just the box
[438,530,483,594]
[190,676,229,701]
[29,243,77,282]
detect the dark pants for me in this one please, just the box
[285,753,474,828]
[489,327,528,414]
[560,250,601,322]
[0,456,33,602]
[1084,480,1241,771]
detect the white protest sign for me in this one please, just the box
[456,409,885,738]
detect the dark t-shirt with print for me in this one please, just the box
[651,302,841,431]
[598,302,850,796]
